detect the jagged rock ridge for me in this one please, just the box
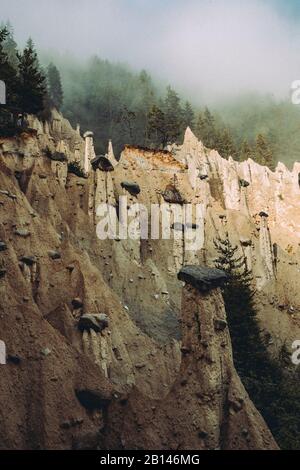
[1,111,299,449]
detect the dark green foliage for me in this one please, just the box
[196,108,218,149]
[214,235,273,376]
[163,86,183,143]
[1,29,50,132]
[195,108,237,159]
[214,235,300,449]
[217,128,237,159]
[60,56,158,155]
[47,63,63,110]
[17,38,47,118]
[147,104,167,147]
[44,51,288,170]
[116,105,137,144]
[1,21,18,70]
[255,133,275,170]
[217,95,300,168]
[182,101,195,131]
[0,27,20,119]
[240,140,254,161]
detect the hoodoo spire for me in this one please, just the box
[83,131,96,174]
[107,139,118,167]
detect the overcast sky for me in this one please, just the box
[1,0,300,101]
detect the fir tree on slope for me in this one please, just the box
[214,234,300,449]
[182,101,195,131]
[255,133,275,170]
[47,62,63,110]
[214,235,269,375]
[1,21,18,70]
[17,38,46,120]
[202,107,218,149]
[217,128,237,159]
[136,70,155,143]
[195,107,220,151]
[164,86,182,143]
[0,26,20,126]
[147,104,167,147]
[240,139,254,162]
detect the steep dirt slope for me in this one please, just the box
[0,112,293,449]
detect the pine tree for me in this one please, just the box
[195,112,205,141]
[217,128,237,159]
[240,140,254,161]
[203,107,218,148]
[213,235,265,376]
[117,105,136,144]
[17,38,46,119]
[214,234,300,449]
[47,63,63,110]
[0,26,19,126]
[182,101,195,131]
[164,86,182,143]
[196,107,219,150]
[138,70,154,113]
[137,70,155,143]
[147,104,167,147]
[255,134,275,170]
[2,21,18,70]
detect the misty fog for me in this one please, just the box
[1,0,300,103]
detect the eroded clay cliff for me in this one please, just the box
[1,111,298,449]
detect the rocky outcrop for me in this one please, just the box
[162,185,185,204]
[259,212,276,285]
[178,265,227,292]
[103,266,278,450]
[0,113,298,450]
[78,314,109,333]
[120,181,141,196]
[83,131,96,174]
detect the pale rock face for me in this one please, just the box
[107,139,118,167]
[84,131,96,174]
[50,160,68,186]
[170,129,300,288]
[104,271,278,450]
[89,169,116,221]
[0,116,299,450]
[0,340,5,365]
[82,329,110,378]
[259,215,276,286]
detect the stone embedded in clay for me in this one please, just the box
[162,185,185,204]
[0,242,7,252]
[47,151,67,162]
[121,181,141,196]
[72,298,83,309]
[14,229,31,238]
[0,268,7,278]
[75,388,111,410]
[20,255,36,266]
[178,265,227,292]
[78,313,109,333]
[91,155,114,172]
[239,179,250,188]
[214,319,228,331]
[48,251,61,260]
[259,211,269,218]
